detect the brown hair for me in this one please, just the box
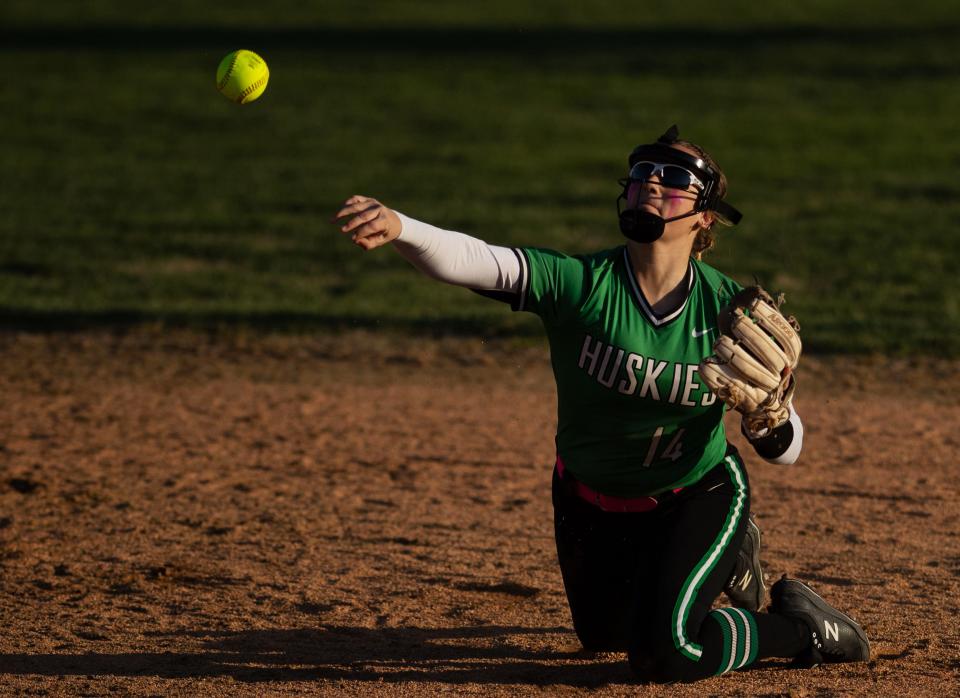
[674,139,730,259]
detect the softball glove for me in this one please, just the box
[699,286,802,438]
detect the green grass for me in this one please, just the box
[1,2,959,353]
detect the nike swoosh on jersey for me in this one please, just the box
[692,328,715,338]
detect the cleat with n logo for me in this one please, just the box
[724,514,765,611]
[824,619,840,643]
[770,576,870,667]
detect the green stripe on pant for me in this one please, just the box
[671,455,748,660]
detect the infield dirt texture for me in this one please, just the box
[2,1,959,695]
[1,332,958,696]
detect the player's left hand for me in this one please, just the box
[333,195,402,250]
[699,286,802,438]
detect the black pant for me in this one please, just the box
[553,446,806,682]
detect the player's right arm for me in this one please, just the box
[333,195,523,292]
[334,195,590,323]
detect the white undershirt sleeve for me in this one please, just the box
[392,212,522,292]
[774,406,804,465]
[743,403,804,465]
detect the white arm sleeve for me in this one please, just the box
[742,403,804,465]
[392,212,523,292]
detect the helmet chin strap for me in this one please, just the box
[619,207,702,244]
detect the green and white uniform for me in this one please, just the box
[392,214,812,681]
[392,212,801,473]
[512,245,742,497]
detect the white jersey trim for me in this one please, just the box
[621,247,694,327]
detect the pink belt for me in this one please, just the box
[555,456,681,513]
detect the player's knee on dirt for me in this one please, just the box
[627,645,701,684]
[627,616,727,683]
[627,648,659,682]
[626,645,683,683]
[573,616,629,652]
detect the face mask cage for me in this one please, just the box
[623,143,718,213]
[619,133,743,226]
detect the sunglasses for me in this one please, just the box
[625,161,705,192]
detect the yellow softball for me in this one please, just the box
[216,49,269,104]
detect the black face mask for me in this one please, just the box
[619,209,665,243]
[618,205,702,244]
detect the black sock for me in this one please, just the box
[755,613,810,659]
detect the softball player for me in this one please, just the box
[334,126,869,682]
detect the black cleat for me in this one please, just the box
[770,576,870,667]
[724,514,765,611]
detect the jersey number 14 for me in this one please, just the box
[642,427,685,467]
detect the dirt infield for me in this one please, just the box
[1,330,957,696]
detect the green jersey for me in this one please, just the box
[513,245,743,497]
